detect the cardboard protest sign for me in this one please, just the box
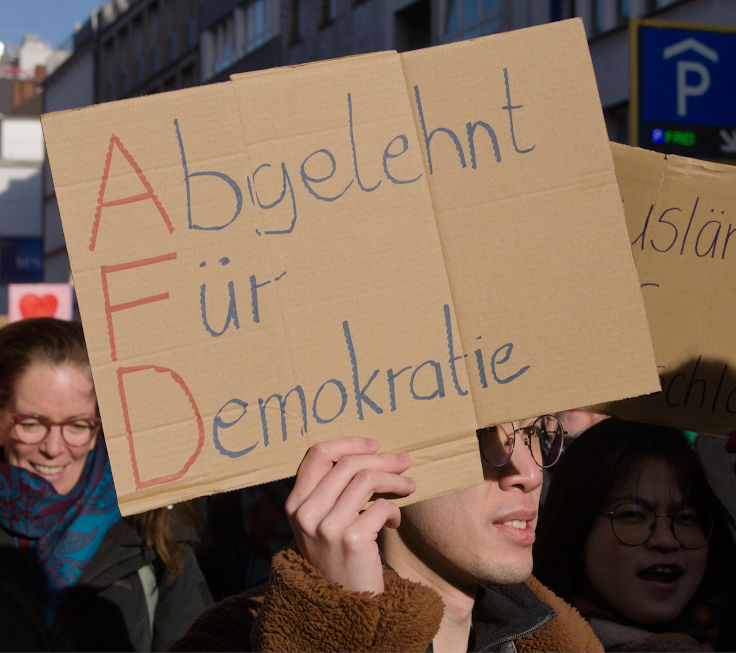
[8,283,74,322]
[398,25,657,425]
[592,142,736,435]
[42,19,659,515]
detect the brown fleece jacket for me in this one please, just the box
[171,548,603,652]
[517,576,604,653]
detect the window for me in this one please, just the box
[550,0,575,21]
[167,0,178,61]
[149,3,161,72]
[591,0,608,33]
[394,0,430,52]
[118,28,130,95]
[642,0,657,13]
[320,0,337,27]
[443,0,501,43]
[288,0,301,45]
[181,63,196,88]
[152,43,161,71]
[133,17,144,84]
[247,0,271,51]
[169,31,179,61]
[104,38,115,100]
[186,0,197,48]
[214,15,237,74]
[149,3,161,40]
[590,0,630,33]
[167,0,177,29]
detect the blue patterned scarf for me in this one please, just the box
[0,440,121,624]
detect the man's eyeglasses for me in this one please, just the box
[477,414,566,469]
[599,502,712,550]
[8,413,101,447]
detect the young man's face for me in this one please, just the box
[391,418,543,590]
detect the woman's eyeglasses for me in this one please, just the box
[599,502,712,550]
[477,414,566,469]
[8,413,101,447]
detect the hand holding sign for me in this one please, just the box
[285,436,415,595]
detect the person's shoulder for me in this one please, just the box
[516,575,604,653]
[74,516,146,588]
[93,515,138,548]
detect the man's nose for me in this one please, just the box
[499,437,543,491]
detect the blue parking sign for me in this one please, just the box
[633,20,736,159]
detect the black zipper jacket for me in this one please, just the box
[0,517,211,651]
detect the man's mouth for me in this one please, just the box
[637,564,683,583]
[32,463,65,475]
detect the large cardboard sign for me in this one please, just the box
[42,19,659,515]
[593,143,736,435]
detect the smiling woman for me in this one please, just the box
[0,317,212,651]
[533,418,736,652]
[4,361,99,495]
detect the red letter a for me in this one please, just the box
[90,134,174,251]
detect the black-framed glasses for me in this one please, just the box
[477,414,566,469]
[599,502,713,550]
[8,413,101,447]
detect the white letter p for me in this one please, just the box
[676,61,710,117]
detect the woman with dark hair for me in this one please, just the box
[0,317,211,651]
[534,417,736,652]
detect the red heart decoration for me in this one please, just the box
[19,293,59,318]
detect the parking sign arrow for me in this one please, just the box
[720,129,736,152]
[663,37,718,62]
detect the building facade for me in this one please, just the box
[33,0,736,290]
[41,20,99,285]
[0,36,55,313]
[96,0,199,101]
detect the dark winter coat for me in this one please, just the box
[0,517,211,651]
